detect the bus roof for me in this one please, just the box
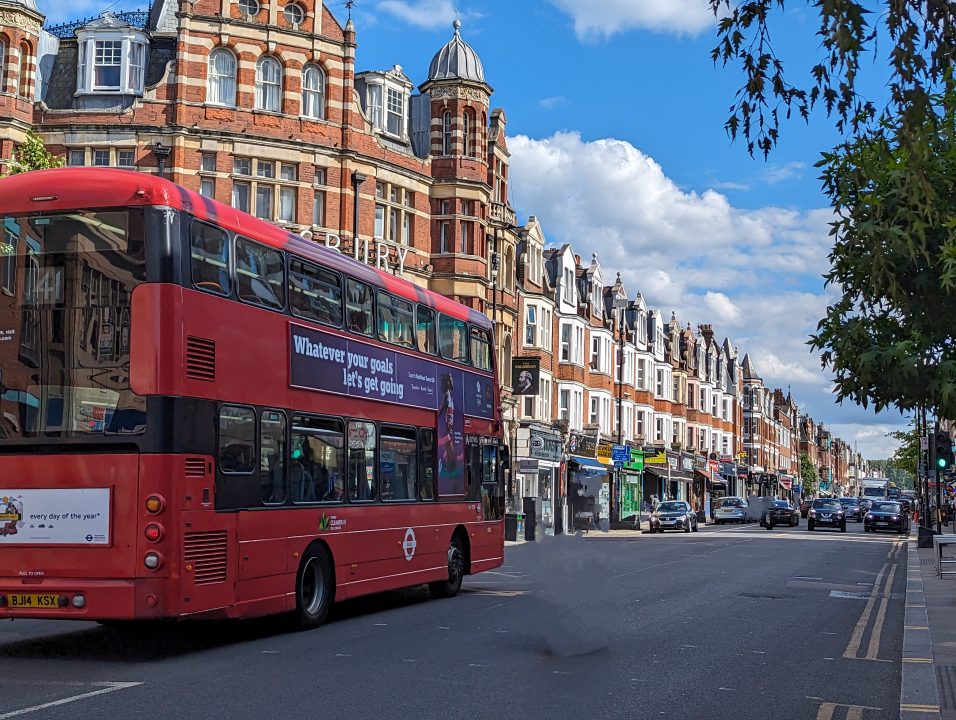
[0,168,490,328]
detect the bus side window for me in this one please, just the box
[466,440,482,502]
[346,278,373,336]
[289,259,342,326]
[219,405,255,474]
[417,305,437,355]
[236,236,285,310]
[377,292,414,348]
[260,410,286,505]
[438,314,468,363]
[482,444,504,520]
[380,426,417,501]
[191,222,231,296]
[470,326,492,371]
[290,414,345,503]
[347,420,377,501]
[419,428,436,500]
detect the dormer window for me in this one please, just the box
[76,26,148,95]
[364,78,408,139]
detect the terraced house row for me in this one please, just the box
[0,0,870,535]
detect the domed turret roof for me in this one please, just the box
[0,0,40,12]
[427,20,484,83]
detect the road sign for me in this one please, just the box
[612,444,629,462]
[921,435,929,450]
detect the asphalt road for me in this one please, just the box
[0,520,906,720]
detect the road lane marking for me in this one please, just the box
[0,682,143,719]
[815,702,882,720]
[843,563,887,659]
[900,703,941,712]
[816,703,837,720]
[865,563,897,660]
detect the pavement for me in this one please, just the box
[910,524,956,720]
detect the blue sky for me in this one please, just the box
[39,0,908,459]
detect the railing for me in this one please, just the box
[46,7,152,38]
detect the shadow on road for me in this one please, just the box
[0,585,438,663]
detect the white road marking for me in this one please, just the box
[0,682,143,719]
[830,590,870,599]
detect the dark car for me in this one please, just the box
[864,500,910,534]
[858,498,873,513]
[839,497,864,522]
[897,497,913,514]
[807,498,846,532]
[648,501,699,533]
[761,500,800,529]
[799,499,814,518]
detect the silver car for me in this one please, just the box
[714,496,749,524]
[648,501,699,533]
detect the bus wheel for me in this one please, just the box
[429,535,465,599]
[294,547,333,629]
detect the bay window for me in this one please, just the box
[75,29,148,95]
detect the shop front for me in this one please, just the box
[568,432,609,532]
[515,424,564,537]
[644,450,694,503]
[617,447,645,527]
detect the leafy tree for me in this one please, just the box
[6,131,63,175]
[711,1,956,417]
[799,451,817,496]
[888,425,920,479]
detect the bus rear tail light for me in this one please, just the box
[145,495,166,514]
[144,523,164,542]
[144,552,163,570]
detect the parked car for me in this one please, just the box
[648,501,699,533]
[864,500,910,534]
[897,497,913,514]
[858,498,873,513]
[807,498,847,532]
[761,500,800,529]
[839,497,865,522]
[799,499,814,518]
[714,496,749,524]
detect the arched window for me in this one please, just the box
[255,56,281,112]
[301,63,325,119]
[18,42,30,98]
[503,246,514,289]
[208,48,236,106]
[502,334,513,387]
[461,110,475,157]
[0,38,7,94]
[441,111,452,155]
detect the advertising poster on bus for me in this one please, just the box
[0,489,110,544]
[436,370,465,496]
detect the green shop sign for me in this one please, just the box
[624,447,644,474]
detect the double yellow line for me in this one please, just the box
[844,542,903,661]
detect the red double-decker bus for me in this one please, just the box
[0,168,505,628]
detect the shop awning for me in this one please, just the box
[569,456,608,474]
[645,465,694,483]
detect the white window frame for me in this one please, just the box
[255,56,282,112]
[75,30,149,96]
[301,63,325,119]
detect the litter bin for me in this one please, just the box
[505,513,526,542]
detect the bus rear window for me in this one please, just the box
[289,259,341,326]
[439,314,468,363]
[0,209,147,438]
[236,236,285,310]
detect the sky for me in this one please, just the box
[38,0,910,460]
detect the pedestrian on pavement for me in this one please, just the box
[651,494,660,511]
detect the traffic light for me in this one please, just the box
[934,431,954,470]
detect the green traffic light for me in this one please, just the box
[939,457,949,469]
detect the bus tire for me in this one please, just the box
[429,534,466,599]
[294,545,333,630]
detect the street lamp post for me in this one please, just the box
[351,171,367,261]
[153,141,171,177]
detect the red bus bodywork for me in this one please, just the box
[0,169,505,622]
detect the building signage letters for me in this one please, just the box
[321,233,411,275]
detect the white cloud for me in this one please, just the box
[509,130,905,455]
[762,161,808,185]
[550,0,715,40]
[375,0,478,30]
[539,96,567,110]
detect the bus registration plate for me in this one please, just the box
[9,594,59,608]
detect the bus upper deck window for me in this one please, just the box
[377,292,414,348]
[438,314,468,364]
[417,305,437,355]
[470,326,492,371]
[290,259,342,326]
[191,222,231,296]
[346,278,373,336]
[236,236,285,310]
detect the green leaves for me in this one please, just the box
[5,131,63,175]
